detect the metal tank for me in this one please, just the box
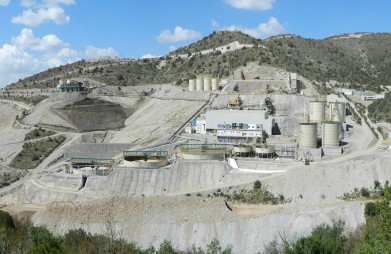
[321,121,341,147]
[233,145,252,157]
[189,79,196,91]
[203,78,212,91]
[329,102,346,122]
[299,123,318,148]
[211,78,219,91]
[196,78,203,91]
[255,144,275,158]
[309,101,326,122]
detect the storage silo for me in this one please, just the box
[299,123,318,148]
[196,78,203,91]
[309,101,326,122]
[189,79,196,91]
[203,78,212,91]
[321,121,341,147]
[255,144,275,158]
[211,78,219,91]
[233,145,252,157]
[329,102,346,122]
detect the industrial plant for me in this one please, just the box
[0,61,386,254]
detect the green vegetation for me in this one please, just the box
[0,211,233,254]
[213,181,285,205]
[8,31,391,93]
[368,91,391,123]
[0,171,24,188]
[24,128,55,141]
[0,94,48,105]
[9,135,66,169]
[265,184,391,253]
[341,181,387,201]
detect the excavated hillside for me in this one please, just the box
[56,98,132,132]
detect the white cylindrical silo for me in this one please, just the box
[189,79,196,91]
[330,102,346,122]
[196,78,203,91]
[309,101,326,122]
[211,78,219,91]
[321,121,341,147]
[299,123,318,148]
[204,78,212,91]
[66,79,71,84]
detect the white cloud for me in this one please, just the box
[12,0,74,27]
[84,45,118,59]
[225,0,276,11]
[169,45,177,52]
[157,26,201,43]
[141,54,159,59]
[0,44,41,86]
[21,0,37,8]
[0,0,10,6]
[0,28,120,87]
[33,34,68,51]
[11,28,38,48]
[221,17,284,39]
[211,19,220,30]
[42,48,79,67]
[12,28,68,51]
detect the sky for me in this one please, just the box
[0,0,390,87]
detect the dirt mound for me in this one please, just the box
[56,98,131,132]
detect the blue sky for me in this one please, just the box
[0,0,390,87]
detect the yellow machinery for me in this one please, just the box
[228,92,241,109]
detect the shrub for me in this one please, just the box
[364,202,377,217]
[360,187,370,198]
[254,180,262,189]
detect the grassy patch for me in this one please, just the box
[24,128,55,141]
[214,181,285,205]
[341,180,388,201]
[9,135,66,169]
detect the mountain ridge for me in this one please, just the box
[5,31,391,93]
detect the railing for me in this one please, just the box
[70,157,114,165]
[179,143,228,151]
[123,150,168,158]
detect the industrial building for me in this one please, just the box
[205,109,274,144]
[51,80,84,92]
[206,110,274,133]
[289,73,299,93]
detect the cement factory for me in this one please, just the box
[0,63,387,254]
[56,73,350,178]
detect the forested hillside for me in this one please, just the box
[6,31,391,94]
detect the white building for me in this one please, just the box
[205,109,275,135]
[216,129,264,143]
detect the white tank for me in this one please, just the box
[66,79,71,84]
[196,78,203,91]
[329,102,346,122]
[211,78,219,91]
[203,78,212,91]
[255,145,274,154]
[299,123,318,148]
[322,122,341,147]
[59,80,64,85]
[189,79,196,91]
[309,101,326,122]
